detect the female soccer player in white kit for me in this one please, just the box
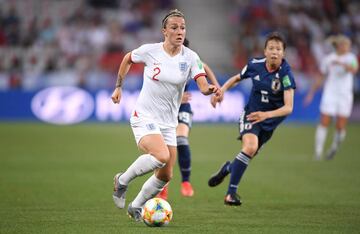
[305,35,358,160]
[110,9,221,221]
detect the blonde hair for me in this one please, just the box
[161,9,185,28]
[327,34,351,49]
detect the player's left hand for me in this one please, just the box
[246,111,269,124]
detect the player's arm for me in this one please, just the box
[221,74,241,92]
[247,88,294,124]
[111,52,133,104]
[210,74,241,108]
[203,63,224,102]
[195,75,222,96]
[303,72,324,106]
[203,63,220,87]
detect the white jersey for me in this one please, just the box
[320,52,358,117]
[130,42,206,128]
[321,52,358,96]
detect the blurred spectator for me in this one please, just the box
[230,0,360,93]
[1,0,358,93]
[0,0,173,90]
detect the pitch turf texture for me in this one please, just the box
[1,123,360,234]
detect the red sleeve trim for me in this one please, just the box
[193,73,207,81]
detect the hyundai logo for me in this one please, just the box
[31,86,94,125]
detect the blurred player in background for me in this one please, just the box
[157,38,222,199]
[304,35,359,160]
[111,9,221,221]
[208,32,296,206]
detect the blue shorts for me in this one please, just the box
[178,103,193,128]
[237,111,273,153]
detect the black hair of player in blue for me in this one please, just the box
[183,38,189,47]
[264,32,286,50]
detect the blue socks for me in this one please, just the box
[227,152,251,195]
[177,136,191,182]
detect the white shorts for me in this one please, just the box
[130,115,177,146]
[320,91,353,117]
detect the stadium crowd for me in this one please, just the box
[0,0,359,92]
[0,0,173,90]
[230,0,360,92]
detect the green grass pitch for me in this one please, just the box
[1,123,360,233]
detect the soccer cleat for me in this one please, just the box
[181,181,194,197]
[224,193,242,206]
[127,202,142,222]
[156,185,168,200]
[208,161,231,187]
[325,148,337,160]
[314,153,322,161]
[113,172,128,209]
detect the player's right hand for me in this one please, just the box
[111,88,122,104]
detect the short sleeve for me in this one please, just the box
[131,44,150,64]
[189,51,206,80]
[350,54,359,70]
[281,66,296,90]
[239,59,257,80]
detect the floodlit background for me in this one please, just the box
[0,0,359,123]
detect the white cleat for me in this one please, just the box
[127,202,142,222]
[113,173,128,209]
[314,152,322,161]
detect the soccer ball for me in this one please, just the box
[142,198,173,227]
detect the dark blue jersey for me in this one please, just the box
[184,83,189,92]
[179,83,192,113]
[240,57,296,131]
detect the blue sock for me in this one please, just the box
[227,152,251,195]
[177,136,191,182]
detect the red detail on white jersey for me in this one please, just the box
[152,67,160,81]
[194,73,206,81]
[133,110,138,117]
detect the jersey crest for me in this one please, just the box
[179,62,188,72]
[271,73,281,93]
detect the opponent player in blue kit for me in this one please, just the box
[208,32,296,206]
[157,38,221,199]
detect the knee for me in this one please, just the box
[151,149,170,164]
[242,143,258,157]
[320,115,331,127]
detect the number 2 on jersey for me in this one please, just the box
[152,67,161,81]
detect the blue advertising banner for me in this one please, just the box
[0,87,321,124]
